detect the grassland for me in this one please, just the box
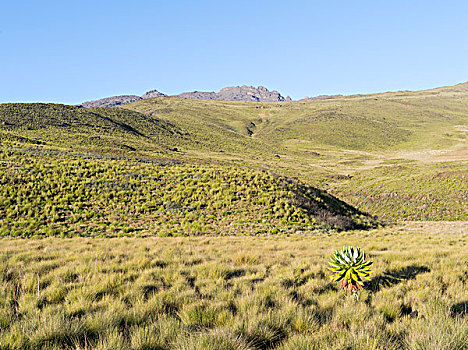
[0,222,467,349]
[328,160,468,221]
[125,86,468,154]
[0,83,467,348]
[0,149,376,238]
[1,83,466,224]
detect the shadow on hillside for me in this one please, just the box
[451,301,468,318]
[368,265,430,292]
[283,177,379,231]
[89,110,146,137]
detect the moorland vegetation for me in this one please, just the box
[0,82,467,349]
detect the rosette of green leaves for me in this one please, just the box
[328,246,373,293]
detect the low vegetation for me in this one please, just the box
[0,83,467,348]
[329,160,468,221]
[0,222,466,349]
[0,149,375,238]
[1,85,466,224]
[0,102,274,157]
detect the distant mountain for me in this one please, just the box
[179,85,292,102]
[80,95,142,108]
[80,86,292,107]
[80,90,167,108]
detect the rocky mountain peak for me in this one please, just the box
[182,85,291,102]
[80,89,167,108]
[80,95,142,108]
[79,85,292,108]
[142,90,167,99]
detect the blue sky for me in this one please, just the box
[1,1,467,104]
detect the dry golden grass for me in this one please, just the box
[0,222,467,349]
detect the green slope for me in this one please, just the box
[0,149,375,237]
[0,103,185,155]
[0,82,466,226]
[328,160,468,221]
[1,84,467,158]
[124,83,468,153]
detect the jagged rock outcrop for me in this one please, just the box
[179,85,292,102]
[80,95,142,108]
[178,91,218,100]
[80,86,291,107]
[80,89,167,108]
[141,90,167,99]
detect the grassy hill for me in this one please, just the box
[0,83,467,227]
[0,103,187,155]
[0,102,277,158]
[125,83,468,153]
[0,149,376,237]
[1,84,467,160]
[328,160,467,221]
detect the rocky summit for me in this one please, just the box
[80,86,292,107]
[80,89,167,108]
[179,85,292,102]
[141,90,167,99]
[80,95,142,108]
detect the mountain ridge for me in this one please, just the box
[80,90,167,108]
[78,81,468,108]
[179,85,292,102]
[80,85,291,108]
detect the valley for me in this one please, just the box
[0,82,467,349]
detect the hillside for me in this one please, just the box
[0,82,467,347]
[0,82,467,224]
[0,149,375,237]
[0,102,278,158]
[0,103,184,154]
[124,83,468,153]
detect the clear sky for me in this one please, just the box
[1,1,467,104]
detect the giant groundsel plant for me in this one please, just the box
[328,246,373,295]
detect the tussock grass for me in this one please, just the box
[0,222,466,349]
[329,160,467,221]
[0,149,375,237]
[1,85,466,223]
